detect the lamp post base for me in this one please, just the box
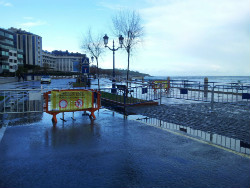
[111,80,116,94]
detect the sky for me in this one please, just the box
[0,0,249,76]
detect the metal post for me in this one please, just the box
[3,91,5,113]
[97,58,100,91]
[23,91,24,112]
[159,83,162,105]
[204,77,208,98]
[211,86,214,112]
[111,40,116,94]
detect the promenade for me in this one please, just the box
[0,78,250,187]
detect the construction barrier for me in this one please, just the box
[153,79,170,93]
[43,89,101,123]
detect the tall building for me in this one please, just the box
[0,27,23,74]
[42,50,56,70]
[42,50,89,72]
[8,27,42,67]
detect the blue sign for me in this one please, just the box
[82,64,89,74]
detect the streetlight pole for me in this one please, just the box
[91,56,100,90]
[103,34,124,93]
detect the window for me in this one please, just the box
[14,60,17,63]
[9,52,12,56]
[9,59,13,62]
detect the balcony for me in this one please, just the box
[2,65,9,70]
[0,44,16,51]
[0,60,9,65]
[17,49,23,53]
[0,51,9,59]
[17,54,23,59]
[0,32,5,39]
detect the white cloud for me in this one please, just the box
[18,20,47,29]
[138,0,250,76]
[0,1,12,6]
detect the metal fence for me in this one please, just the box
[136,116,250,155]
[0,89,43,114]
[100,84,161,106]
[164,80,250,103]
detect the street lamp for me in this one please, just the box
[103,34,124,93]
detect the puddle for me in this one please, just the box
[128,115,250,156]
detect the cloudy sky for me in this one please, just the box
[1,0,249,76]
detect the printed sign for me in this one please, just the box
[51,90,92,111]
[82,64,89,74]
[154,80,168,89]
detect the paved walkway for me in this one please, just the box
[0,110,250,188]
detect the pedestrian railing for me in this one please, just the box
[148,80,250,104]
[136,117,250,156]
[100,84,159,107]
[0,89,43,114]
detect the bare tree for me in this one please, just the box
[112,10,144,88]
[81,29,105,90]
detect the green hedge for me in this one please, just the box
[101,91,144,104]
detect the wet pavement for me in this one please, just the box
[0,109,250,188]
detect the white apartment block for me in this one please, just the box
[42,50,87,72]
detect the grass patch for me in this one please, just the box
[72,82,87,87]
[0,96,4,101]
[101,91,145,104]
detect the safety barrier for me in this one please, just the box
[152,80,170,93]
[0,89,43,114]
[43,89,101,123]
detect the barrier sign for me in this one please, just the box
[44,89,101,124]
[51,90,92,111]
[154,80,168,89]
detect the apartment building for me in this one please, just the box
[8,27,42,67]
[42,50,89,72]
[0,27,23,73]
[42,50,56,70]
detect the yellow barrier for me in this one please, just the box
[51,90,93,111]
[44,89,101,124]
[153,80,170,93]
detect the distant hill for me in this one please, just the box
[90,66,150,77]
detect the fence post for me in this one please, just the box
[204,77,208,98]
[211,86,214,111]
[159,83,162,105]
[3,91,5,113]
[123,87,126,107]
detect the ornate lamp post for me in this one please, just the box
[103,34,124,93]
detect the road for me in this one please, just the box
[0,108,250,188]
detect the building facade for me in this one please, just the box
[42,51,56,70]
[8,27,42,67]
[42,50,89,72]
[0,27,23,74]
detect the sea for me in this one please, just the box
[144,76,250,85]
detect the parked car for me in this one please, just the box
[41,75,51,84]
